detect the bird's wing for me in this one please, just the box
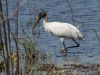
[46,22,83,39]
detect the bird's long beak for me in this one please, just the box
[32,17,41,32]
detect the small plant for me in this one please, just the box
[19,36,38,62]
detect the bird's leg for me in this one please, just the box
[60,42,67,53]
[67,39,80,48]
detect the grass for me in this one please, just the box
[18,34,100,75]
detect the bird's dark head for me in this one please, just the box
[32,11,47,32]
[38,11,47,19]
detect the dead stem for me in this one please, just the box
[45,64,54,75]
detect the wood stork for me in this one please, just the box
[32,11,84,52]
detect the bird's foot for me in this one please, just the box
[60,47,67,53]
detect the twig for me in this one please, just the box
[0,0,10,74]
[0,0,27,25]
[15,0,19,74]
[66,0,75,25]
[45,64,53,75]
[5,0,13,74]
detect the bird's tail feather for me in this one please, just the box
[78,33,85,40]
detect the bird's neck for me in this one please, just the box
[44,16,48,22]
[43,17,48,28]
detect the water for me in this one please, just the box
[33,0,100,65]
[3,0,100,66]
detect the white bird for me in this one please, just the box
[32,11,84,52]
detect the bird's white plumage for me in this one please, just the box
[43,19,83,42]
[32,11,85,51]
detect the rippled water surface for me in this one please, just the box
[33,0,100,65]
[5,0,100,65]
